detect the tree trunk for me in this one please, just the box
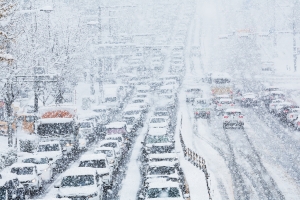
[6,101,13,147]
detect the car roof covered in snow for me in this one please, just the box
[148,180,181,189]
[148,153,178,159]
[225,108,242,113]
[79,153,107,161]
[10,162,36,168]
[136,85,150,90]
[94,147,114,152]
[215,94,230,98]
[148,128,167,136]
[124,106,143,112]
[0,173,18,186]
[38,118,74,124]
[63,167,97,176]
[160,85,175,90]
[105,122,126,129]
[38,141,60,145]
[148,161,176,167]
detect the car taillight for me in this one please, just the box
[242,98,245,101]
[298,121,300,125]
[224,116,228,118]
[206,111,210,114]
[231,104,234,106]
[290,115,293,118]
[218,104,221,106]
[239,115,243,118]
[284,110,288,113]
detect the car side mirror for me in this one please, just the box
[184,194,190,198]
[141,142,144,145]
[54,184,60,188]
[38,173,42,176]
[48,158,53,161]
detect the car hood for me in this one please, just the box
[36,164,50,172]
[94,168,110,175]
[18,175,36,182]
[146,143,173,147]
[58,186,98,197]
[35,151,62,161]
[149,122,167,128]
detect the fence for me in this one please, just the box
[179,118,212,200]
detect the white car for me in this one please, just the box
[105,134,127,152]
[78,154,113,188]
[269,99,285,113]
[287,108,300,124]
[36,141,66,172]
[223,108,244,129]
[143,128,174,154]
[19,155,55,182]
[185,87,202,102]
[274,102,292,116]
[153,111,171,126]
[98,140,122,159]
[216,98,234,113]
[144,161,180,184]
[55,167,103,200]
[149,117,169,129]
[148,153,179,166]
[141,180,188,200]
[9,163,42,192]
[94,147,118,168]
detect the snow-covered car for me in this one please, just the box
[148,153,179,166]
[142,128,174,155]
[164,80,179,90]
[123,105,145,123]
[136,86,151,94]
[265,91,286,105]
[35,141,66,172]
[185,87,202,102]
[9,163,42,192]
[193,98,211,119]
[105,134,128,152]
[0,173,26,199]
[240,93,258,107]
[78,120,96,144]
[212,94,230,105]
[105,122,128,137]
[19,155,54,182]
[286,108,300,124]
[98,140,122,159]
[223,108,244,129]
[149,117,169,129]
[54,167,103,200]
[140,181,188,200]
[158,94,177,109]
[131,98,150,107]
[153,111,171,126]
[143,161,180,184]
[274,102,292,116]
[94,147,118,168]
[260,86,280,101]
[268,99,285,113]
[78,154,113,188]
[216,98,234,114]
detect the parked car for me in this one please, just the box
[185,87,202,102]
[193,98,211,119]
[149,117,169,129]
[98,140,122,159]
[286,108,300,125]
[55,167,104,199]
[216,98,234,115]
[94,147,118,168]
[240,93,258,107]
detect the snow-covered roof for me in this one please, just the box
[79,153,107,161]
[105,122,126,129]
[225,108,242,113]
[10,163,36,168]
[148,128,167,136]
[63,167,97,176]
[38,118,74,124]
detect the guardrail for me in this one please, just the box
[179,118,212,200]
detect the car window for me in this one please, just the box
[146,135,169,144]
[101,142,117,148]
[11,167,34,175]
[150,118,166,123]
[61,175,94,187]
[38,144,60,152]
[22,157,48,164]
[79,160,106,168]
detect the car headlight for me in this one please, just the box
[32,179,36,183]
[88,192,98,198]
[110,160,115,164]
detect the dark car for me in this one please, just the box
[278,105,299,122]
[0,173,25,199]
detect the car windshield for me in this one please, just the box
[148,166,175,175]
[61,175,94,187]
[147,187,181,198]
[79,160,106,168]
[133,99,144,103]
[146,135,169,144]
[95,150,113,157]
[107,128,126,134]
[125,110,140,115]
[106,137,122,142]
[22,157,48,164]
[226,112,241,116]
[80,122,91,128]
[100,142,117,148]
[37,122,73,137]
[154,112,168,117]
[150,118,165,123]
[220,101,232,104]
[196,100,207,104]
[11,167,34,175]
[37,144,60,152]
[105,97,117,102]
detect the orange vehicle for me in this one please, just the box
[0,101,18,135]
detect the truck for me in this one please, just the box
[35,105,79,154]
[210,72,233,99]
